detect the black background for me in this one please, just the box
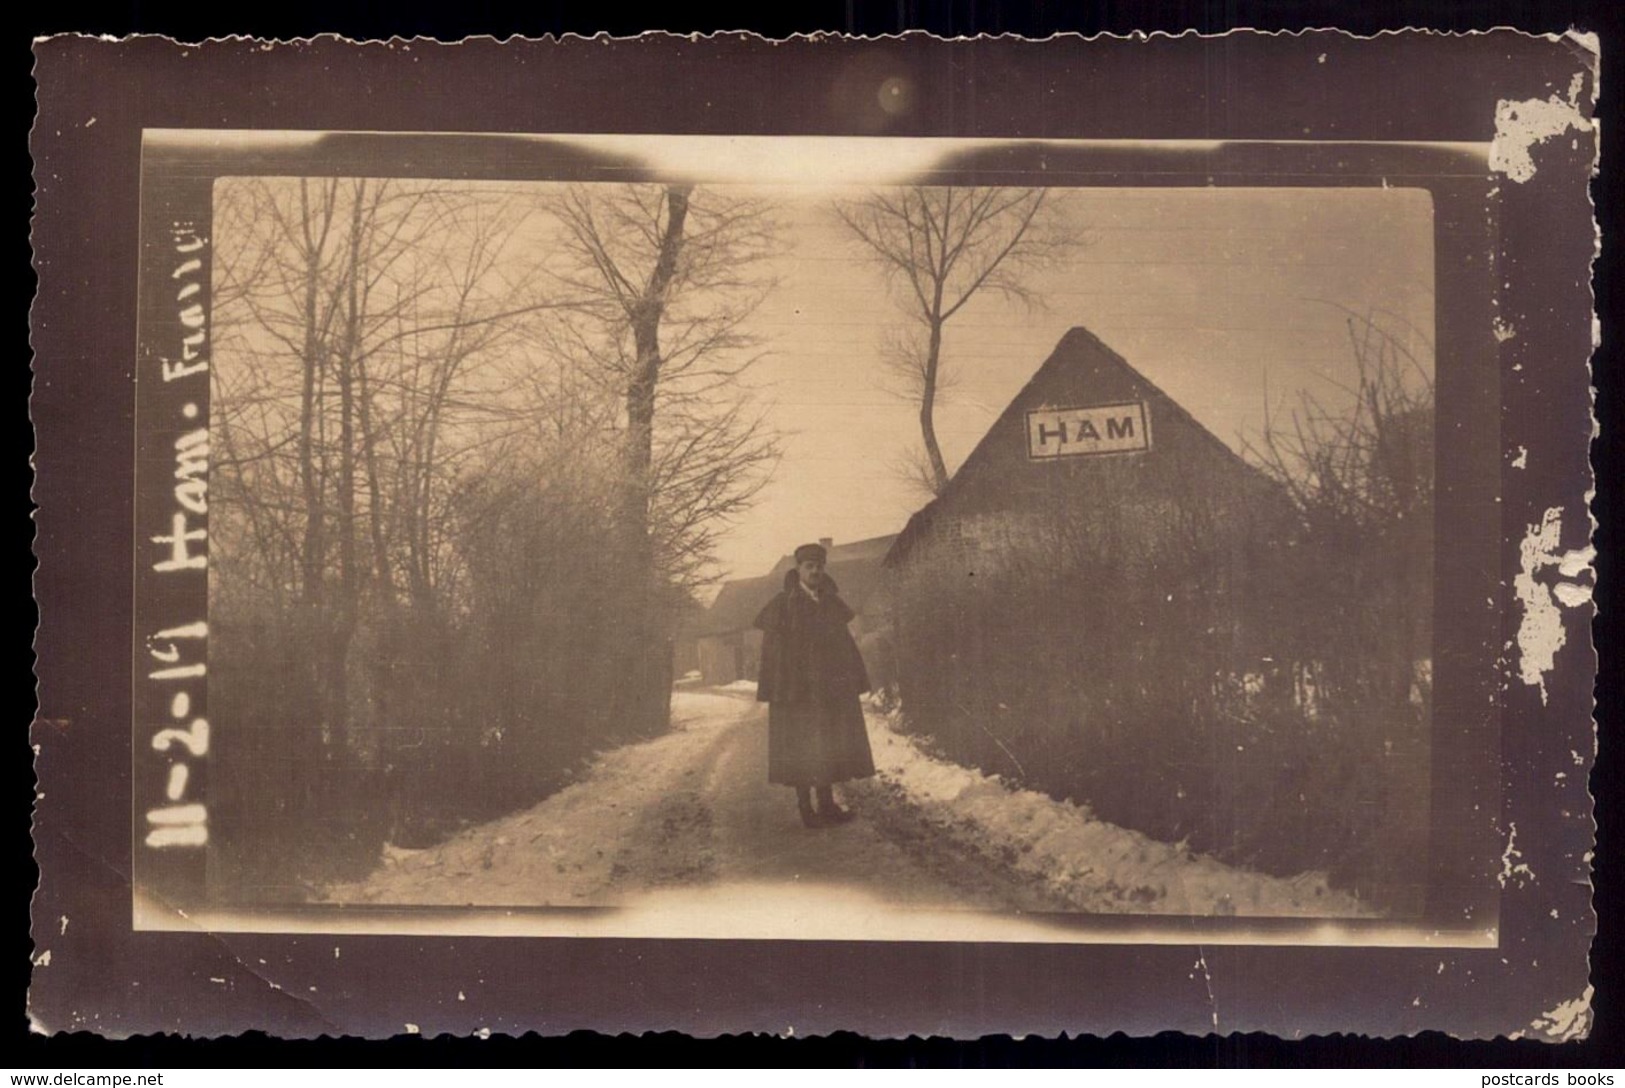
[19,0,1625,1068]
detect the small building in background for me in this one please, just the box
[669,596,707,683]
[687,572,778,686]
[687,534,898,687]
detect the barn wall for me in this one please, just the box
[696,636,740,686]
[673,638,701,679]
[741,629,763,682]
[886,344,1430,909]
[696,630,765,686]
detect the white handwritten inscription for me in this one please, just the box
[145,223,211,850]
[174,428,208,514]
[144,618,209,847]
[161,235,209,383]
[152,510,207,573]
[1025,401,1151,460]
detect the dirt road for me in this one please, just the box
[325,691,1052,914]
[323,691,1372,937]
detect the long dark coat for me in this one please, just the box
[753,570,876,786]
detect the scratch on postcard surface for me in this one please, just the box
[127,890,339,1032]
[1490,72,1595,184]
[1498,822,1536,888]
[1195,949,1218,1031]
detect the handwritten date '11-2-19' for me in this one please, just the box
[144,222,210,850]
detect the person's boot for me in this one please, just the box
[796,786,822,828]
[815,784,853,824]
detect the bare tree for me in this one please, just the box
[209,175,784,877]
[211,177,557,775]
[832,187,1077,494]
[1243,308,1435,710]
[543,183,782,584]
[1245,307,1434,543]
[536,181,782,733]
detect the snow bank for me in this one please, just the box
[324,692,752,907]
[857,708,1375,918]
[717,679,758,693]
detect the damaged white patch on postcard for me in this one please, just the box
[1514,508,1595,704]
[1490,72,1595,184]
[1525,984,1594,1043]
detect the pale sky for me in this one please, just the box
[213,166,1437,591]
[714,184,1435,582]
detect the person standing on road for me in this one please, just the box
[753,542,877,827]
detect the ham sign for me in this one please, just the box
[1025,401,1151,460]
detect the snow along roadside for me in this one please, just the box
[850,702,1377,918]
[318,691,748,907]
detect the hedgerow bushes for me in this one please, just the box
[889,339,1433,911]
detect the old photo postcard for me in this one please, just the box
[30,30,1598,1040]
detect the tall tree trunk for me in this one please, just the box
[619,185,691,734]
[325,180,368,772]
[412,342,461,611]
[297,179,327,608]
[356,349,390,595]
[918,316,949,493]
[623,185,691,537]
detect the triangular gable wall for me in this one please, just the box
[887,326,1279,566]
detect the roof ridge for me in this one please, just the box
[884,325,1276,568]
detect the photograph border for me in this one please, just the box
[135,130,1485,945]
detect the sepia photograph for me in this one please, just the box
[136,133,1453,942]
